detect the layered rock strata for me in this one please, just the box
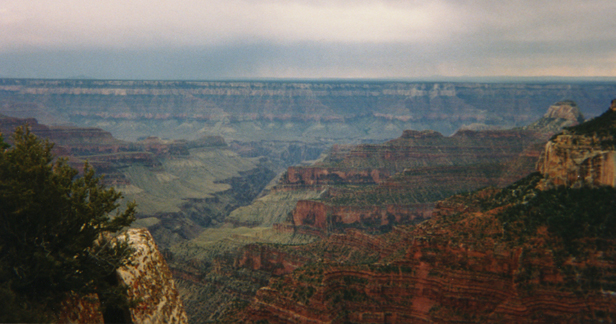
[230,101,616,323]
[537,134,616,187]
[292,200,432,233]
[2,79,614,142]
[281,129,544,188]
[234,186,616,323]
[282,128,545,234]
[283,100,586,235]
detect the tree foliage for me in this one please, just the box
[489,173,616,255]
[0,126,136,320]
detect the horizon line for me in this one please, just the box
[2,76,616,84]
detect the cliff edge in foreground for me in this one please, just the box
[60,228,188,324]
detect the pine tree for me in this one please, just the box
[0,126,136,320]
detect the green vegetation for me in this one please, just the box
[329,287,369,303]
[493,174,616,254]
[481,172,543,210]
[549,108,616,148]
[565,108,616,138]
[0,127,136,321]
[293,285,316,304]
[480,171,616,255]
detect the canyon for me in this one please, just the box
[2,78,615,323]
[230,100,616,323]
[279,101,580,236]
[170,99,589,322]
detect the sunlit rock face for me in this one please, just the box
[521,100,585,134]
[537,135,616,188]
[117,228,188,324]
[537,99,616,189]
[543,100,585,123]
[57,228,187,323]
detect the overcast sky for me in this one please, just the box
[1,0,615,80]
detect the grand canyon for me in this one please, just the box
[1,79,615,323]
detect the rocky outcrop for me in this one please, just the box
[522,100,585,134]
[236,244,310,276]
[537,99,616,188]
[543,100,585,123]
[117,228,188,324]
[137,136,190,156]
[537,134,616,188]
[58,228,188,324]
[283,167,389,187]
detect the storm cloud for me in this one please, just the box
[1,0,615,79]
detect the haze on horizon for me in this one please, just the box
[1,0,615,80]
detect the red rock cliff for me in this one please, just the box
[292,200,431,233]
[234,188,616,323]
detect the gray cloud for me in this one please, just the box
[0,0,615,79]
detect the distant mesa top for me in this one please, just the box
[543,100,585,123]
[400,129,443,139]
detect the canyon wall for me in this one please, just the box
[2,79,614,142]
[292,200,432,232]
[282,128,548,234]
[234,186,616,323]
[281,129,544,188]
[229,101,616,323]
[279,100,586,236]
[537,134,616,187]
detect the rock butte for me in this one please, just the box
[279,100,584,235]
